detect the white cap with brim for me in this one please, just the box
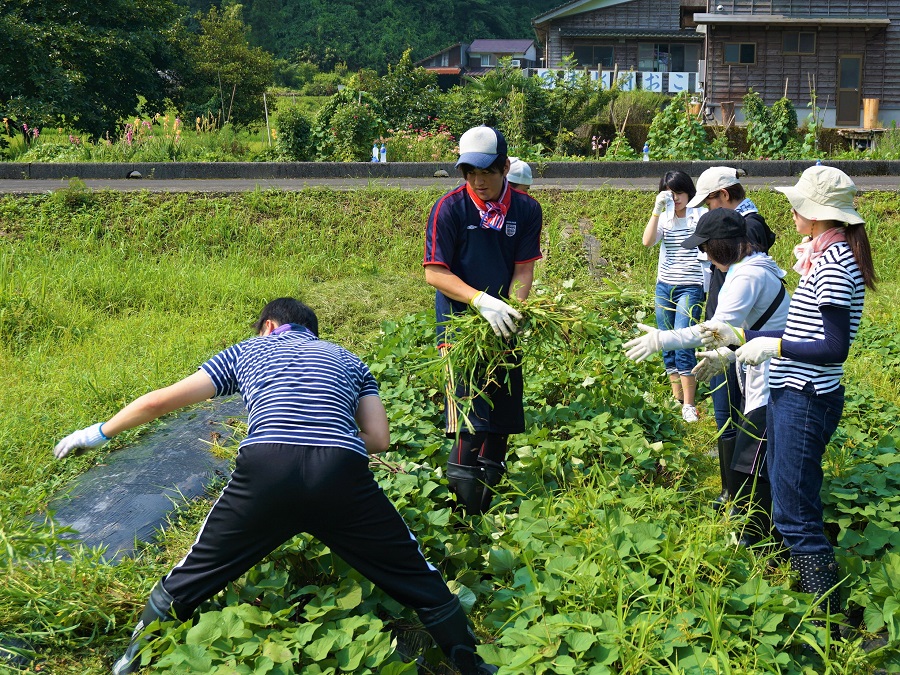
[456,126,508,169]
[507,157,533,185]
[686,166,742,208]
[774,165,864,225]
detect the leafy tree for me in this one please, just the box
[180,3,275,126]
[457,59,554,153]
[0,0,184,138]
[368,49,440,132]
[234,0,552,74]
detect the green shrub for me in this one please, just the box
[383,128,456,162]
[604,89,670,126]
[312,89,385,161]
[743,90,798,159]
[646,91,709,160]
[275,106,313,161]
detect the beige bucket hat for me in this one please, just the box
[774,165,864,224]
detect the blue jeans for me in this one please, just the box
[767,384,844,555]
[655,281,704,375]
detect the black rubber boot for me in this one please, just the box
[791,552,842,640]
[417,597,498,675]
[733,473,773,547]
[447,462,486,515]
[112,579,190,675]
[712,434,736,511]
[477,457,506,514]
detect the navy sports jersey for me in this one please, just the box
[423,183,542,336]
[200,326,379,457]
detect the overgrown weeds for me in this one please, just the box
[0,188,898,673]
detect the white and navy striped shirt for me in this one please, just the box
[201,327,379,457]
[654,208,706,286]
[769,242,865,394]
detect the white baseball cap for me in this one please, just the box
[507,157,533,186]
[687,166,743,208]
[456,126,508,169]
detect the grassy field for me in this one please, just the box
[1,186,899,673]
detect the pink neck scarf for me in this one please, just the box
[793,227,847,277]
[466,182,511,231]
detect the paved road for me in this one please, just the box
[1,175,899,194]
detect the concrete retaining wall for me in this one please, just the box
[2,160,900,181]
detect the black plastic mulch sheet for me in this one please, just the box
[45,396,244,562]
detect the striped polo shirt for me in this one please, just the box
[654,209,706,286]
[769,242,865,394]
[200,327,379,457]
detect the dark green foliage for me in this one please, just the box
[274,106,313,160]
[0,0,184,138]
[180,5,275,126]
[367,50,441,133]
[646,91,709,160]
[743,90,799,159]
[231,0,553,74]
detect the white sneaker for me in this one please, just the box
[682,404,699,423]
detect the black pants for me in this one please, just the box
[164,443,453,614]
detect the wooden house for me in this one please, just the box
[466,39,538,75]
[531,0,896,126]
[694,1,896,127]
[531,0,706,94]
[416,40,537,89]
[416,44,470,90]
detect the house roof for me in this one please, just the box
[693,13,890,27]
[561,27,703,40]
[468,39,535,53]
[533,0,633,26]
[415,43,464,65]
[425,67,465,75]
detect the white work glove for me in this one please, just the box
[691,347,736,383]
[735,337,782,366]
[623,323,663,362]
[54,422,109,459]
[698,320,745,349]
[652,191,671,216]
[471,291,522,339]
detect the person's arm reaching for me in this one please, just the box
[424,264,523,338]
[744,305,851,364]
[54,370,217,459]
[424,265,480,304]
[355,395,390,454]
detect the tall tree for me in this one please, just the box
[0,0,184,137]
[181,3,274,126]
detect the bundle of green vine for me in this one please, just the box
[431,290,587,431]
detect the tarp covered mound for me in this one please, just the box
[46,397,243,562]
